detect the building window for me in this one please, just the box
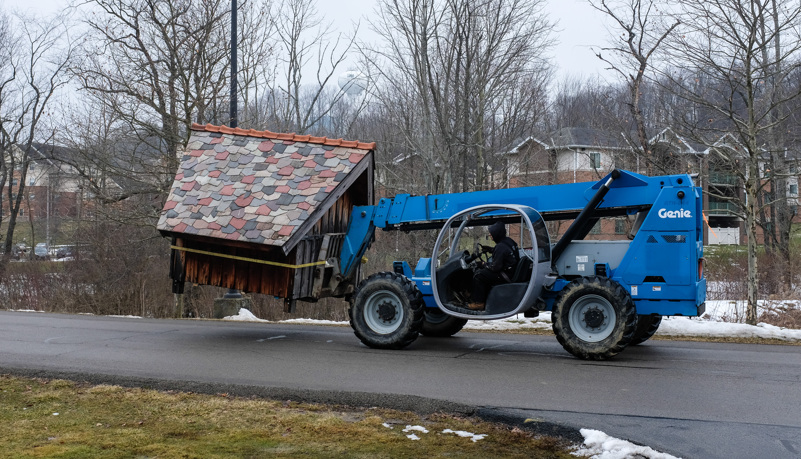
[790,184,798,195]
[29,178,35,186]
[590,152,601,169]
[615,219,626,234]
[590,221,601,234]
[12,179,18,186]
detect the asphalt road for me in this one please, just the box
[1,310,799,459]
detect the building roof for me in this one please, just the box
[544,127,629,150]
[27,142,75,165]
[503,136,548,155]
[157,123,375,253]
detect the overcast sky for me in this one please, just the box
[316,0,611,80]
[14,0,611,80]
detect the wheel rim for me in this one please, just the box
[424,309,449,325]
[364,290,404,334]
[568,294,616,342]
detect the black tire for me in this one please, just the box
[629,315,662,345]
[349,272,424,349]
[552,276,638,360]
[420,309,467,337]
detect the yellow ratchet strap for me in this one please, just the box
[170,245,326,269]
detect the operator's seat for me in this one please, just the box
[510,253,533,283]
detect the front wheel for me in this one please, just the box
[552,277,637,360]
[420,308,467,337]
[349,272,424,349]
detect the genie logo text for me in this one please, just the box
[658,208,692,219]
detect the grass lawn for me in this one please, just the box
[1,375,580,458]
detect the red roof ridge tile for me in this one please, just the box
[191,123,375,150]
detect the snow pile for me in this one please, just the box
[656,316,801,341]
[573,429,679,459]
[223,308,263,322]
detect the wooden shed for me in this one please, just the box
[157,123,374,306]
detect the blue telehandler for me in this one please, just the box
[337,169,706,360]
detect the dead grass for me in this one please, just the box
[0,375,580,459]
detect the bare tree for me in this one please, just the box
[71,0,230,203]
[364,0,554,195]
[254,0,359,134]
[0,11,73,264]
[591,0,679,174]
[664,0,801,324]
[237,0,277,129]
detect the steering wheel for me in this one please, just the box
[473,242,492,265]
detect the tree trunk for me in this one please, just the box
[745,173,759,325]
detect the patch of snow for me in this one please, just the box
[402,425,429,434]
[462,312,554,332]
[442,428,487,442]
[573,429,680,459]
[406,433,420,440]
[656,316,801,341]
[224,308,266,322]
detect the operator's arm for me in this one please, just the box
[486,243,512,273]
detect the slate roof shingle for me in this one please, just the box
[157,123,375,251]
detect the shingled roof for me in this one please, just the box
[157,123,375,254]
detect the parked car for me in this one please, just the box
[34,243,50,260]
[54,245,74,259]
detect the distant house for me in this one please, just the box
[3,143,88,223]
[502,126,801,246]
[505,128,637,189]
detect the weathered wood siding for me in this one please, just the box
[172,168,370,298]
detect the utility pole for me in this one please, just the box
[212,0,250,317]
[225,0,243,300]
[230,0,238,129]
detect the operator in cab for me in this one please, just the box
[468,221,519,310]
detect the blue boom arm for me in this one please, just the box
[340,170,698,277]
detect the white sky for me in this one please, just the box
[317,0,610,80]
[12,0,612,80]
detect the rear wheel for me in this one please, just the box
[552,276,637,360]
[349,272,424,349]
[420,309,467,337]
[629,315,662,345]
